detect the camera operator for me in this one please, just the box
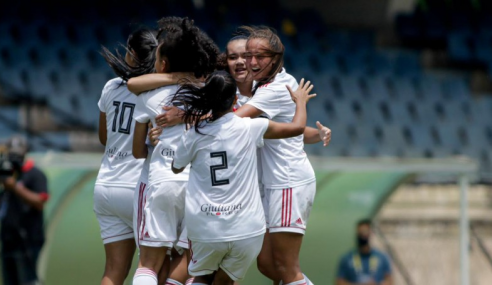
[0,135,49,285]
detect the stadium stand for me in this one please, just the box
[0,0,491,181]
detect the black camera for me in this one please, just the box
[0,147,20,181]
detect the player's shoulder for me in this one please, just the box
[104,77,125,90]
[257,68,296,92]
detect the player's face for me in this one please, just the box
[227,39,249,83]
[245,38,275,81]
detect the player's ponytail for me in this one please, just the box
[172,70,237,134]
[101,28,158,81]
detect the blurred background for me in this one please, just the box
[0,0,491,284]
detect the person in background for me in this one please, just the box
[0,135,49,285]
[336,219,392,285]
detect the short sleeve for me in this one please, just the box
[245,87,280,119]
[98,81,111,113]
[22,168,48,194]
[248,118,269,148]
[133,94,150,123]
[173,133,193,169]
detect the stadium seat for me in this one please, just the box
[435,122,463,151]
[338,76,364,100]
[448,32,473,62]
[365,76,391,102]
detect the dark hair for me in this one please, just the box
[172,70,237,134]
[101,28,158,81]
[357,219,372,228]
[241,26,284,94]
[155,17,219,78]
[217,35,249,71]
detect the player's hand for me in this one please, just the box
[316,121,331,147]
[148,127,162,147]
[286,78,316,104]
[156,106,183,128]
[2,176,16,191]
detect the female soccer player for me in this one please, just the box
[96,28,158,285]
[171,71,315,285]
[233,26,318,285]
[131,17,219,285]
[128,34,331,149]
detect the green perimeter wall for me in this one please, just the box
[1,166,410,285]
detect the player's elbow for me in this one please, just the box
[133,151,146,159]
[127,78,141,95]
[292,125,305,137]
[172,166,184,174]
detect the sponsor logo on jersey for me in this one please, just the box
[160,148,176,158]
[105,147,130,159]
[200,203,242,216]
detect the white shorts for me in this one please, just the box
[94,185,134,244]
[188,235,264,281]
[262,181,316,234]
[137,180,188,249]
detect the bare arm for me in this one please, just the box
[303,122,331,146]
[132,122,149,159]
[264,79,315,139]
[234,103,264,119]
[127,72,193,95]
[98,112,107,146]
[171,160,185,174]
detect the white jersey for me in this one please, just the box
[173,113,268,242]
[133,85,190,186]
[96,78,144,188]
[235,89,251,109]
[245,69,315,188]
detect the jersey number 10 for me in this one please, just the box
[112,101,135,134]
[210,151,230,186]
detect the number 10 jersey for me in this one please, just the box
[96,78,144,188]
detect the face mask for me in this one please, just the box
[357,235,369,248]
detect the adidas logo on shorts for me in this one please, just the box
[296,218,303,225]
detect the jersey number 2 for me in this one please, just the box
[112,101,135,134]
[210,151,229,186]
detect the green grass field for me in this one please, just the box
[2,164,409,284]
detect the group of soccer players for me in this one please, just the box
[94,16,331,285]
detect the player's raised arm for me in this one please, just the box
[263,79,315,139]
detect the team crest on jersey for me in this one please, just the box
[200,203,242,216]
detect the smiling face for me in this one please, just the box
[226,39,248,83]
[245,38,275,81]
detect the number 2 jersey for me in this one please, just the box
[133,85,190,187]
[96,78,144,188]
[173,113,268,242]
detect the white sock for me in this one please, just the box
[303,273,314,285]
[281,278,308,285]
[190,283,208,285]
[165,278,183,285]
[185,278,195,285]
[133,268,158,285]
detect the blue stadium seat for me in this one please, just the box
[31,132,71,152]
[417,74,443,102]
[407,124,436,150]
[393,51,421,76]
[365,76,391,102]
[338,76,364,100]
[435,122,463,151]
[381,124,409,149]
[465,125,492,149]
[389,77,418,100]
[387,101,415,126]
[332,101,358,125]
[441,76,469,100]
